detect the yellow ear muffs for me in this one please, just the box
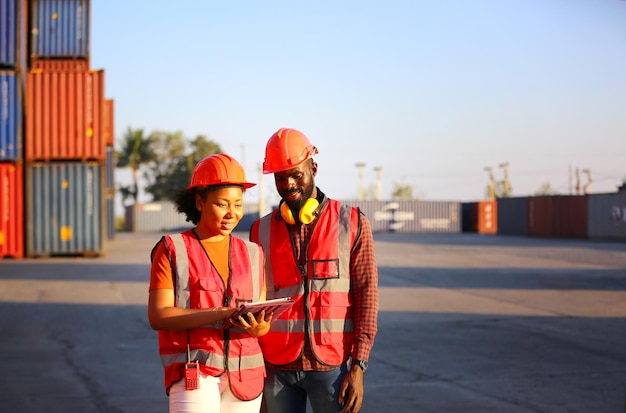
[280,202,296,225]
[298,198,320,224]
[280,198,320,225]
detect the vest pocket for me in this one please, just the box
[192,278,221,308]
[314,292,351,345]
[235,338,264,382]
[312,259,340,279]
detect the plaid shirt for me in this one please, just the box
[267,196,379,371]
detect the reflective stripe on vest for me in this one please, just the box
[161,347,264,372]
[257,200,358,366]
[170,234,190,308]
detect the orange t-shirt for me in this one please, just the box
[150,235,231,291]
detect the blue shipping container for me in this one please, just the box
[0,0,17,66]
[496,197,528,236]
[0,70,21,160]
[342,200,461,233]
[27,161,104,256]
[106,193,115,239]
[30,0,89,59]
[587,192,626,242]
[105,144,114,189]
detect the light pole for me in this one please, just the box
[355,163,366,200]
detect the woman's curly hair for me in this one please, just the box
[172,185,243,225]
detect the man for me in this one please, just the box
[249,128,379,413]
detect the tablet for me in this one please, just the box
[223,297,295,328]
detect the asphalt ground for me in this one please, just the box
[1,231,625,412]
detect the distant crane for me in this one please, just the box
[499,162,512,197]
[574,167,592,195]
[582,169,592,194]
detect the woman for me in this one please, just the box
[148,153,271,413]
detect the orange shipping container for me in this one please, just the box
[462,201,498,234]
[476,201,497,234]
[103,98,115,146]
[26,67,105,161]
[0,162,24,258]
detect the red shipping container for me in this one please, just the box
[103,98,115,146]
[528,197,554,237]
[26,67,105,161]
[0,162,24,258]
[528,196,587,238]
[553,196,587,238]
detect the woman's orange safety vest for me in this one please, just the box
[154,231,265,400]
[253,200,359,366]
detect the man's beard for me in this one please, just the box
[283,184,314,211]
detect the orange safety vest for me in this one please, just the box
[253,200,359,366]
[154,231,265,400]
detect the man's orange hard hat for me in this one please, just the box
[262,128,318,174]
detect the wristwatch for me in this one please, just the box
[355,359,368,372]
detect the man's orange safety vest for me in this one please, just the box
[253,200,359,366]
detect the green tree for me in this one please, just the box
[535,182,557,196]
[391,183,413,200]
[115,127,157,205]
[144,133,223,201]
[143,131,187,201]
[188,135,222,166]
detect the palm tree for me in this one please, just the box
[115,127,157,231]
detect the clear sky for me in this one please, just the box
[90,0,626,207]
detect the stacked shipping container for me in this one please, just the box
[103,98,115,239]
[0,0,18,67]
[25,0,112,256]
[0,0,25,257]
[0,0,115,259]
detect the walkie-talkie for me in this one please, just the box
[184,343,199,390]
[184,361,199,390]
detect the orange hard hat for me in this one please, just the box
[262,128,319,174]
[188,153,256,190]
